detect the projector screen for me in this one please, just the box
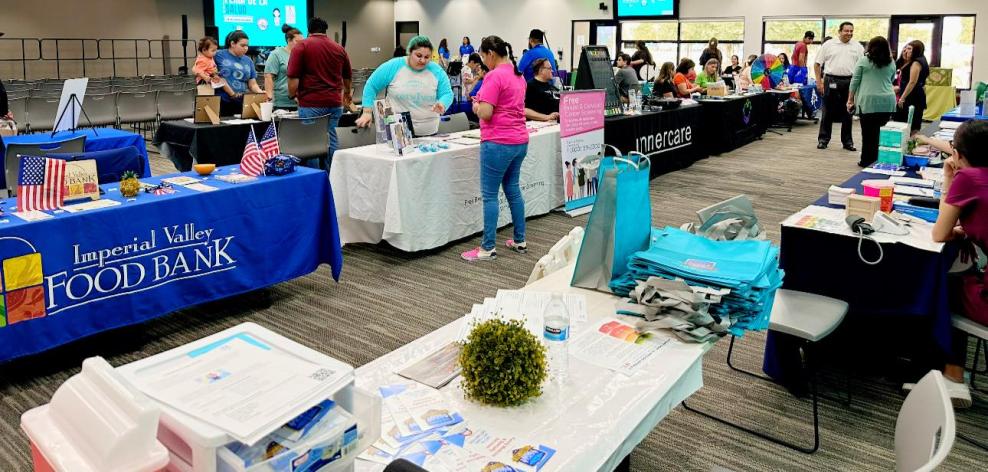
[210,0,310,47]
[613,0,679,20]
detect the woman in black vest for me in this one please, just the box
[894,40,929,134]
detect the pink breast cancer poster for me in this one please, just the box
[559,90,605,213]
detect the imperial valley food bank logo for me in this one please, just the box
[0,224,237,328]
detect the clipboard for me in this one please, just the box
[241,93,267,120]
[194,95,221,124]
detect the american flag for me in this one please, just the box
[259,123,280,157]
[239,127,265,176]
[17,155,65,212]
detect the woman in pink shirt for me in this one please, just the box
[461,36,529,262]
[923,120,988,407]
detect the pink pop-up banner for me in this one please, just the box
[560,90,605,138]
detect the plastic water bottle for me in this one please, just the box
[543,294,570,382]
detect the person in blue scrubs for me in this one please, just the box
[518,29,557,82]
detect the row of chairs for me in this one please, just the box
[6,90,194,133]
[6,84,195,100]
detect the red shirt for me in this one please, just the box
[793,41,808,67]
[287,35,352,108]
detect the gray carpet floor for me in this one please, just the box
[1,121,986,471]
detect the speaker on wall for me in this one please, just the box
[205,25,219,40]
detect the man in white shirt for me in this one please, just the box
[814,22,864,151]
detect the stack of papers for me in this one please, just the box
[456,290,588,342]
[359,382,556,471]
[129,333,348,445]
[610,227,784,336]
[570,319,670,376]
[783,205,943,253]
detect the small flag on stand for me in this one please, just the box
[17,155,65,212]
[259,122,280,158]
[240,127,265,176]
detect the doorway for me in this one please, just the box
[395,21,419,52]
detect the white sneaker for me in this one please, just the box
[902,380,973,409]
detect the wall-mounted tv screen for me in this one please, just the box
[205,0,312,47]
[613,0,679,20]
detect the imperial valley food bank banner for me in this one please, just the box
[559,90,605,213]
[0,167,343,362]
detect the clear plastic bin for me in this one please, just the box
[216,387,381,472]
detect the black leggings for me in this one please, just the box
[858,112,892,166]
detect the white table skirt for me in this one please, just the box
[330,126,564,251]
[355,264,707,472]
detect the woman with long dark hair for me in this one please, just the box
[461,36,530,262]
[653,61,676,98]
[672,58,700,97]
[894,40,929,133]
[699,37,723,74]
[847,36,897,167]
[630,40,655,81]
[438,38,450,61]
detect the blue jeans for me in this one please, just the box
[480,141,528,251]
[298,106,343,171]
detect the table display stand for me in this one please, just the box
[51,93,98,137]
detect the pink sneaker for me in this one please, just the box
[461,246,496,261]
[505,239,528,254]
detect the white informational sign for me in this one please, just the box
[559,90,605,213]
[54,78,89,132]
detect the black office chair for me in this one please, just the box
[3,135,87,197]
[383,459,428,472]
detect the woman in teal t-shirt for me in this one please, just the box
[847,36,896,167]
[355,36,453,136]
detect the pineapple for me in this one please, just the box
[120,171,140,197]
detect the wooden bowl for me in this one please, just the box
[193,163,216,175]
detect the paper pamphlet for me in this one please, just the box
[396,342,462,389]
[161,176,201,186]
[12,210,53,222]
[183,183,218,192]
[215,174,258,184]
[570,318,671,376]
[129,333,346,445]
[61,199,121,213]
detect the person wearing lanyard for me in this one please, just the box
[461,35,530,262]
[518,29,557,82]
[814,22,863,151]
[355,36,454,137]
[459,37,475,58]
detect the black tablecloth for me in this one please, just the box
[603,104,707,179]
[696,93,775,155]
[154,113,359,172]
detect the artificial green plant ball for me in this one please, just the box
[459,318,548,407]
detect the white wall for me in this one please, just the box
[395,0,988,83]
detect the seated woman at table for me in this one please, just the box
[672,59,701,98]
[652,62,676,98]
[215,31,266,116]
[355,36,454,136]
[737,55,757,90]
[694,58,720,93]
[923,120,988,408]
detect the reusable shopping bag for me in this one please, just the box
[571,149,651,293]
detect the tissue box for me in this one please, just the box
[828,186,854,207]
[879,122,910,149]
[878,146,903,166]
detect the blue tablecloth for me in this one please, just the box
[0,166,342,362]
[763,170,958,388]
[0,128,152,188]
[940,105,988,122]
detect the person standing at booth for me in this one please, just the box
[460,37,475,58]
[215,31,265,116]
[287,17,354,170]
[518,29,557,82]
[355,36,453,136]
[265,27,303,111]
[814,22,863,151]
[790,30,814,85]
[699,38,723,74]
[846,36,896,167]
[461,36,529,262]
[894,40,929,134]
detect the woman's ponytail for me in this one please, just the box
[505,43,522,76]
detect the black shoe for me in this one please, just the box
[856,161,870,168]
[817,142,827,149]
[843,144,857,152]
